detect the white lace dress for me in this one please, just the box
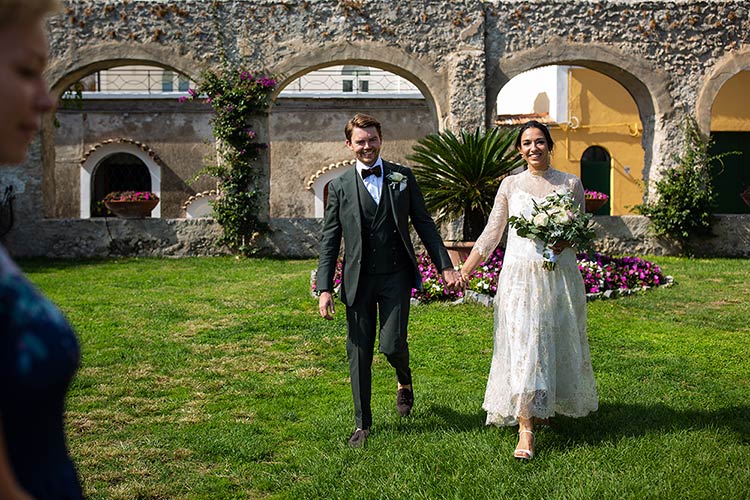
[473,167,598,426]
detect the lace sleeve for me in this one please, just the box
[569,175,585,210]
[473,177,510,260]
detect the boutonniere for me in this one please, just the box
[387,171,408,191]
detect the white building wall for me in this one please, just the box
[496,65,569,124]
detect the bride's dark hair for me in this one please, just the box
[514,120,555,152]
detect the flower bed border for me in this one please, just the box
[311,250,673,304]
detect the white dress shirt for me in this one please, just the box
[356,158,384,205]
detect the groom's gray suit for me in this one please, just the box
[317,160,453,430]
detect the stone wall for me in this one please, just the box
[3,215,747,259]
[270,97,434,218]
[53,99,216,218]
[1,0,748,259]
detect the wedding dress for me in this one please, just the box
[473,167,598,426]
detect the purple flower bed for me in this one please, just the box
[312,249,667,303]
[577,252,666,294]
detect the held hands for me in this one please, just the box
[441,268,467,292]
[319,268,469,319]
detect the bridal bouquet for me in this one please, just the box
[508,191,596,270]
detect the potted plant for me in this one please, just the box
[103,191,160,218]
[407,127,524,263]
[584,189,609,213]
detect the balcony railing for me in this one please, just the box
[61,67,424,99]
[62,68,194,98]
[279,67,423,97]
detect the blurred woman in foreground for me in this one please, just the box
[0,1,84,498]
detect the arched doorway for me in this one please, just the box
[581,146,611,215]
[80,140,163,218]
[92,153,152,216]
[495,64,643,216]
[708,70,750,214]
[272,64,435,218]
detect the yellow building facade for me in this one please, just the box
[710,71,750,132]
[546,68,749,215]
[549,68,644,216]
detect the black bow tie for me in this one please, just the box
[361,165,382,179]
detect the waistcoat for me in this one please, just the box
[357,174,411,275]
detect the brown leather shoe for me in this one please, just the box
[348,428,369,448]
[396,388,414,416]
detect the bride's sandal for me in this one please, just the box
[514,430,535,461]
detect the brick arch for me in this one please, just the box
[696,49,750,134]
[489,41,673,186]
[45,42,203,97]
[270,41,445,130]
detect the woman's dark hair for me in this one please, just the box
[514,120,554,152]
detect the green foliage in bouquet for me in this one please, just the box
[509,191,596,270]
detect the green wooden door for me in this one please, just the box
[709,132,749,214]
[581,146,611,215]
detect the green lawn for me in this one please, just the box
[21,256,750,499]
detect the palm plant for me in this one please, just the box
[407,127,524,241]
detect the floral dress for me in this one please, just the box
[474,168,598,426]
[0,246,83,499]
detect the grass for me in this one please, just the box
[20,256,750,499]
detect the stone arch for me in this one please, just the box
[45,42,203,97]
[80,139,163,218]
[490,41,673,186]
[270,41,446,130]
[42,44,203,218]
[696,49,750,134]
[182,190,219,219]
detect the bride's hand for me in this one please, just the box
[551,240,570,254]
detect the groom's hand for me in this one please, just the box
[319,291,335,320]
[441,268,461,291]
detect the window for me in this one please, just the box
[92,153,152,216]
[161,70,174,92]
[341,65,370,94]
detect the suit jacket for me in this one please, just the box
[317,160,452,307]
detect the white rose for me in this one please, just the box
[388,172,405,182]
[533,213,549,227]
[554,211,571,224]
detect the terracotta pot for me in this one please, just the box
[105,199,159,218]
[444,241,475,266]
[585,197,607,214]
[741,190,750,207]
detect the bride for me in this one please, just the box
[459,120,598,460]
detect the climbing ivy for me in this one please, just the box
[187,67,276,254]
[636,115,736,253]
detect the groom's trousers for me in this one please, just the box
[345,267,413,430]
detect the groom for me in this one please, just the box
[317,113,460,447]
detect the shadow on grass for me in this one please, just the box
[546,402,750,446]
[376,404,487,434]
[372,402,750,447]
